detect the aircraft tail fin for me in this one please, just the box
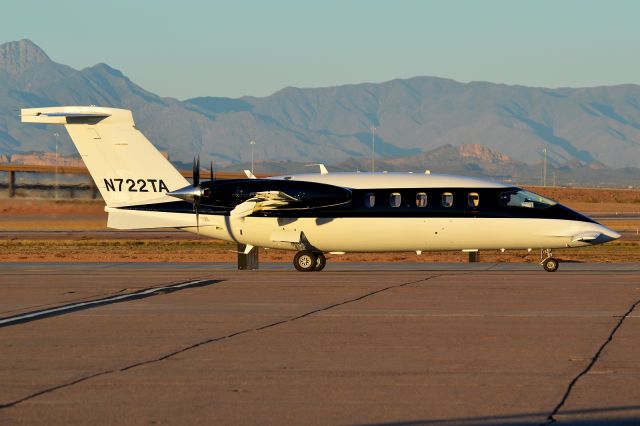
[21,106,189,207]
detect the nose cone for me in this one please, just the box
[566,222,620,247]
[595,224,621,243]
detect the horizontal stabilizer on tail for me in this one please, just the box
[21,106,112,123]
[106,208,197,229]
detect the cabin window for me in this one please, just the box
[416,192,427,207]
[390,193,401,208]
[442,192,453,207]
[364,192,376,208]
[468,192,479,208]
[499,189,556,209]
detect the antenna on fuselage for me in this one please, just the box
[305,164,329,175]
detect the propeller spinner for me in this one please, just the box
[167,156,210,230]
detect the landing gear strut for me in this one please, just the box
[293,251,326,272]
[541,249,559,272]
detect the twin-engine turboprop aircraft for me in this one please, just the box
[21,106,620,272]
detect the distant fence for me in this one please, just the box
[0,164,267,199]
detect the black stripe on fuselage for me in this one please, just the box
[122,187,596,223]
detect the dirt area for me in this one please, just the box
[0,199,104,215]
[529,186,640,205]
[529,186,640,213]
[1,187,639,263]
[0,199,106,230]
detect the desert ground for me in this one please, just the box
[1,186,639,264]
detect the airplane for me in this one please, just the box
[21,106,621,272]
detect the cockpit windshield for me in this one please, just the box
[499,189,557,209]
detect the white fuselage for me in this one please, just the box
[185,216,611,252]
[107,172,619,253]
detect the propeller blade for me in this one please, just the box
[193,156,200,187]
[194,196,200,232]
[189,155,205,232]
[210,161,214,181]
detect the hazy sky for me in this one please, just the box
[2,0,639,99]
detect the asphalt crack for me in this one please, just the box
[543,295,640,424]
[0,273,440,409]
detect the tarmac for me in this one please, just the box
[1,262,639,425]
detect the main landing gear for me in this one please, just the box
[541,249,559,272]
[293,250,326,272]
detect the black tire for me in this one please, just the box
[294,250,317,272]
[542,257,559,272]
[314,252,326,272]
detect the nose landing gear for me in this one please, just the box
[541,249,559,272]
[293,250,326,272]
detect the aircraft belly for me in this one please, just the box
[239,217,580,252]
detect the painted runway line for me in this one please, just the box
[0,278,220,329]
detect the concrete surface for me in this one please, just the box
[0,262,639,425]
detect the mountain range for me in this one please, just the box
[1,39,640,185]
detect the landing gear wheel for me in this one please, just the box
[313,252,326,272]
[294,250,317,272]
[542,257,559,272]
